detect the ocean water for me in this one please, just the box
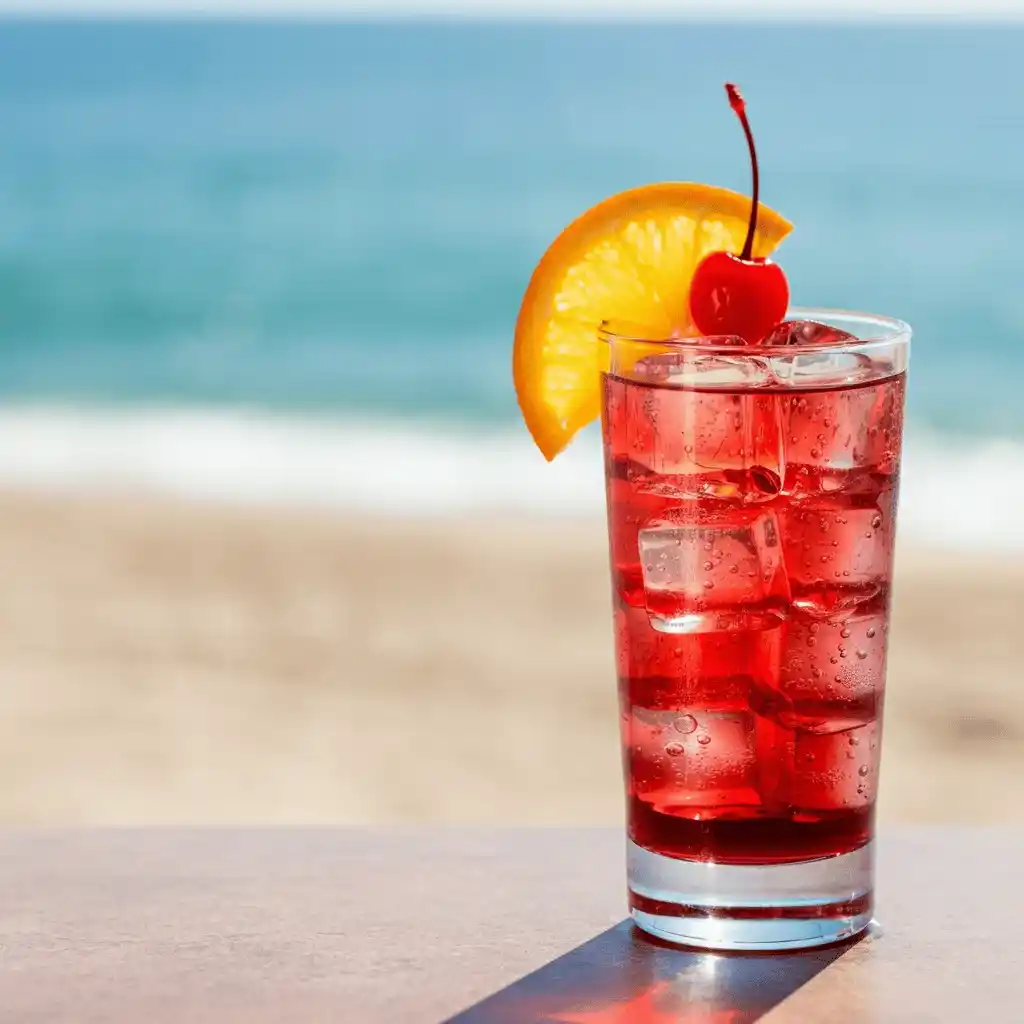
[0,19,1023,547]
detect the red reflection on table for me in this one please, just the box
[551,964,746,1023]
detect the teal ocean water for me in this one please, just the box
[0,20,1022,543]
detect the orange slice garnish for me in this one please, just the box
[513,183,792,460]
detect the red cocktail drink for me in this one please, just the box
[601,316,909,947]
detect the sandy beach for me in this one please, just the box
[0,490,1019,825]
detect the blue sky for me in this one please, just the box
[2,0,1022,17]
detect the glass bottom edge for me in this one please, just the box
[627,838,874,951]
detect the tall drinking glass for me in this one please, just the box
[601,310,911,950]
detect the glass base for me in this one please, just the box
[628,839,873,951]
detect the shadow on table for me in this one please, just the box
[446,920,859,1023]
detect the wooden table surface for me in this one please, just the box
[0,828,1017,1022]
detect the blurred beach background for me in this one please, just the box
[0,3,1021,823]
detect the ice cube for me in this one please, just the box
[638,506,790,633]
[621,350,785,503]
[627,706,760,812]
[752,609,887,734]
[786,721,879,812]
[779,491,896,620]
[680,710,759,808]
[783,373,906,496]
[615,602,783,711]
[624,705,679,802]
[761,319,857,348]
[605,461,674,609]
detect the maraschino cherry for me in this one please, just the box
[689,84,789,344]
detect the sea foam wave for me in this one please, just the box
[0,408,1018,552]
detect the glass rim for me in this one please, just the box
[597,307,912,358]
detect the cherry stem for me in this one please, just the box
[725,83,759,262]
